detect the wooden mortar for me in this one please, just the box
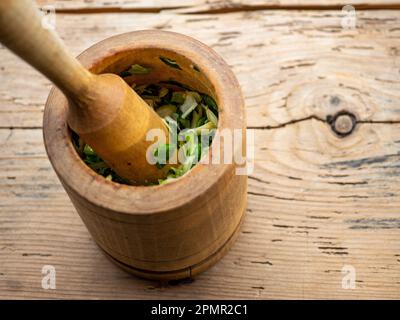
[43,30,247,280]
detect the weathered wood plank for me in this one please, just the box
[36,0,400,11]
[0,9,399,299]
[1,10,399,128]
[0,123,399,298]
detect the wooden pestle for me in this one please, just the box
[0,0,171,184]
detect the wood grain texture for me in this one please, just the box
[36,0,400,11]
[0,8,400,298]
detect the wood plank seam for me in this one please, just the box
[1,118,400,131]
[176,4,400,14]
[36,1,400,14]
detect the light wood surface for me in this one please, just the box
[0,3,399,299]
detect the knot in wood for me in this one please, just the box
[329,111,357,137]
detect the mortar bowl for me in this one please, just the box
[43,30,247,280]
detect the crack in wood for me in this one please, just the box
[248,116,400,131]
[188,4,400,14]
[327,181,368,185]
[250,260,273,265]
[307,216,331,220]
[247,115,326,130]
[21,253,52,257]
[50,6,189,14]
[248,191,300,201]
[248,175,271,184]
[0,117,398,132]
[0,126,42,130]
[48,4,400,15]
[322,251,348,255]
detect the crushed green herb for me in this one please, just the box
[72,64,218,186]
[159,56,182,70]
[120,64,151,77]
[202,94,218,115]
[128,64,151,74]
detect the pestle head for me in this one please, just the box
[67,73,172,184]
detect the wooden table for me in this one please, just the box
[1,0,399,299]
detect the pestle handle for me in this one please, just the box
[0,0,93,101]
